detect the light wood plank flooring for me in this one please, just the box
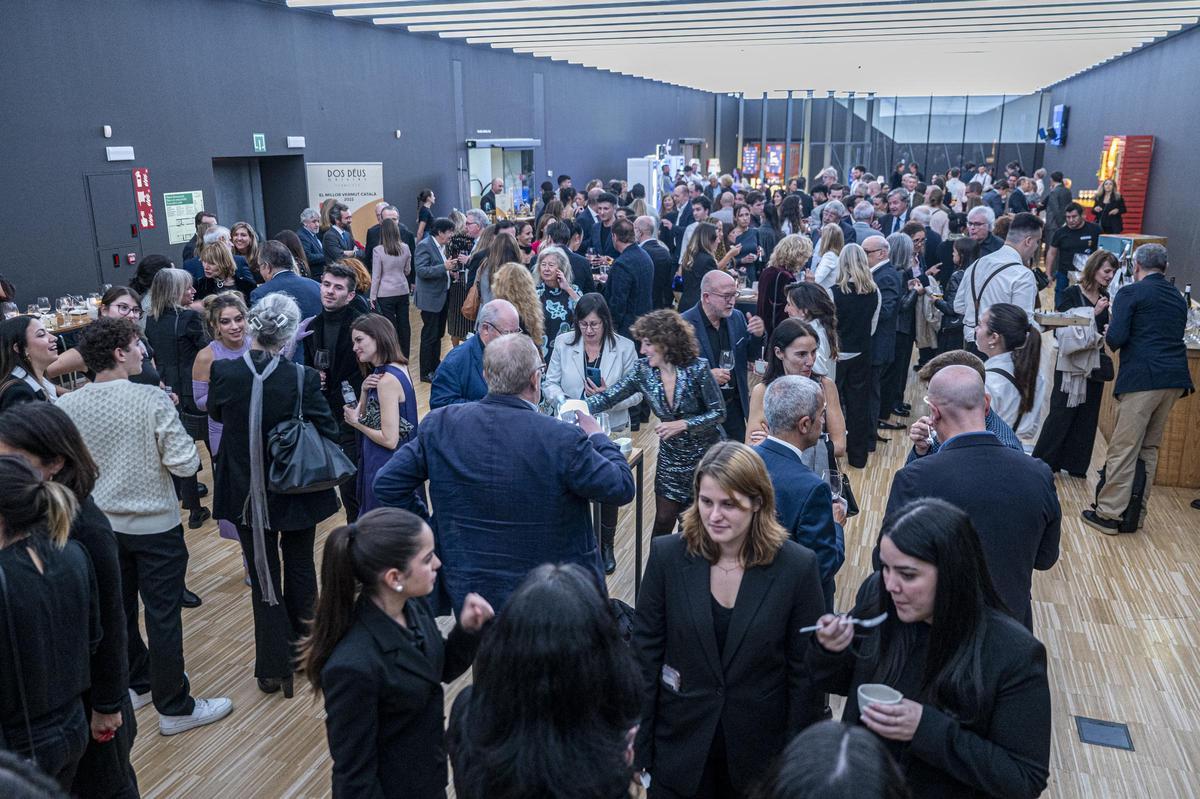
[128,311,1200,798]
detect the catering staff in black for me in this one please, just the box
[301,508,494,799]
[808,498,1051,799]
[633,441,826,799]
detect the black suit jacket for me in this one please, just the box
[208,352,341,530]
[1106,272,1193,396]
[565,249,597,295]
[323,226,349,268]
[641,238,676,309]
[607,243,654,338]
[365,222,416,274]
[321,597,480,799]
[633,535,826,796]
[871,261,903,366]
[880,212,909,236]
[882,432,1061,628]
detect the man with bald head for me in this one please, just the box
[429,299,520,408]
[682,269,764,443]
[882,364,1061,630]
[635,215,676,309]
[375,332,635,612]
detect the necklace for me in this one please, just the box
[713,559,742,575]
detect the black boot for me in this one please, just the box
[601,524,617,575]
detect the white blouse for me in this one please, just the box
[984,351,1045,448]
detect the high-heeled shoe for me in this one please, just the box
[257,675,294,698]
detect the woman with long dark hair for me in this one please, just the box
[975,302,1044,447]
[778,194,808,237]
[0,454,95,791]
[658,191,679,257]
[370,217,413,358]
[230,222,261,275]
[474,230,524,306]
[345,314,418,514]
[1033,250,1117,476]
[48,286,162,389]
[633,442,826,798]
[449,564,639,799]
[808,498,1051,798]
[0,404,139,799]
[786,281,841,381]
[1091,178,1126,233]
[415,188,435,243]
[679,222,738,311]
[270,230,311,278]
[301,508,493,799]
[761,720,910,799]
[0,315,59,411]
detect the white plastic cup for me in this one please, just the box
[857,683,903,711]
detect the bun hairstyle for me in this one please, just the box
[985,302,1041,415]
[0,454,78,548]
[245,293,300,353]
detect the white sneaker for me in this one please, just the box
[129,689,152,711]
[158,697,234,736]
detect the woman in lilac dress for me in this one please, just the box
[343,313,419,513]
[192,292,251,545]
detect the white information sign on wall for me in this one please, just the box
[163,190,204,245]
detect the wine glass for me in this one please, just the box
[822,469,843,503]
[595,412,611,437]
[313,350,331,371]
[719,349,735,372]
[36,296,50,314]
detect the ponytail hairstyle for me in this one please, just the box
[0,403,98,502]
[986,302,1041,415]
[0,454,78,549]
[299,507,427,692]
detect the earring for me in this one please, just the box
[393,584,404,593]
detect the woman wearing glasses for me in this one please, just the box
[47,286,162,388]
[544,292,641,573]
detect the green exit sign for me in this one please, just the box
[253,133,266,153]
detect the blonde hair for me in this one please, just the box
[199,242,236,281]
[818,223,845,258]
[202,291,248,340]
[148,268,193,319]
[835,244,876,295]
[767,233,813,274]
[680,441,788,568]
[491,262,544,347]
[230,221,260,266]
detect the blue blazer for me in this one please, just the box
[754,439,843,586]
[682,303,753,421]
[870,261,903,366]
[298,227,326,273]
[1106,273,1193,396]
[608,243,654,338]
[250,270,323,321]
[882,432,1061,629]
[372,393,635,612]
[429,335,487,409]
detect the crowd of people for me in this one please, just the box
[0,159,1193,799]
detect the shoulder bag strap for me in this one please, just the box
[294,363,306,422]
[0,562,36,760]
[986,366,1026,431]
[971,261,1023,323]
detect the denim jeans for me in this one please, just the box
[116,526,194,717]
[3,699,89,791]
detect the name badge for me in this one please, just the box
[661,664,682,692]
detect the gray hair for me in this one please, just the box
[476,298,518,334]
[246,293,301,353]
[887,232,914,269]
[634,215,656,239]
[701,268,735,293]
[887,188,909,205]
[852,202,875,222]
[910,206,931,225]
[822,200,847,218]
[465,208,489,228]
[762,375,823,435]
[203,225,231,246]
[536,246,572,283]
[967,206,996,229]
[300,208,320,224]
[482,333,541,395]
[148,268,194,319]
[1134,243,1168,272]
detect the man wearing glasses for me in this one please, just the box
[954,212,1043,355]
[682,269,764,443]
[964,206,1004,258]
[429,299,520,409]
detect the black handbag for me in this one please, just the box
[823,435,859,517]
[267,365,356,494]
[1032,267,1051,292]
[179,408,209,442]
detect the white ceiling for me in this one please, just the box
[287,0,1199,96]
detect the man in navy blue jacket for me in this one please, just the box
[374,334,635,613]
[863,235,902,451]
[606,218,653,339]
[429,299,519,409]
[1085,244,1193,534]
[883,365,1060,630]
[250,240,322,320]
[755,376,843,611]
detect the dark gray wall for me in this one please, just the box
[1043,26,1200,288]
[0,0,714,300]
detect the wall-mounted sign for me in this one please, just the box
[133,168,156,229]
[253,133,266,153]
[741,145,758,175]
[163,190,204,245]
[305,162,385,243]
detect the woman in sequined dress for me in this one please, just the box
[587,309,725,536]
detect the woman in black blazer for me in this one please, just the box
[1091,178,1127,233]
[208,293,340,696]
[830,244,881,469]
[633,441,826,799]
[808,498,1051,798]
[679,222,738,311]
[301,507,493,799]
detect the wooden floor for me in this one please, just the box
[129,310,1200,799]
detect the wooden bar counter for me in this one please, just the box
[1098,343,1200,488]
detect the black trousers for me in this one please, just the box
[880,331,914,419]
[336,422,360,523]
[117,526,194,717]
[236,524,318,679]
[650,725,744,799]
[1032,371,1105,476]
[378,294,411,359]
[3,700,89,792]
[171,471,202,511]
[867,360,890,436]
[937,326,964,355]
[837,354,872,468]
[73,694,139,799]
[720,389,746,444]
[419,306,448,380]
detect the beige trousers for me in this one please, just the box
[1095,388,1181,520]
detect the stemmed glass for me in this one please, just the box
[822,469,843,503]
[719,350,735,372]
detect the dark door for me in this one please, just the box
[86,172,143,287]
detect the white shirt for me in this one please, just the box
[808,318,836,381]
[983,351,1046,447]
[765,435,807,460]
[678,221,701,264]
[953,244,1037,343]
[10,365,57,403]
[946,177,967,209]
[812,251,840,293]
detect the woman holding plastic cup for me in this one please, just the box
[807,498,1051,798]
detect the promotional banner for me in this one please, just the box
[306,162,385,244]
[163,190,204,245]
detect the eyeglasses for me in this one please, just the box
[111,303,136,316]
[578,320,604,330]
[966,221,988,228]
[863,248,885,256]
[483,321,521,336]
[708,291,738,303]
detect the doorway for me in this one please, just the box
[211,155,307,240]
